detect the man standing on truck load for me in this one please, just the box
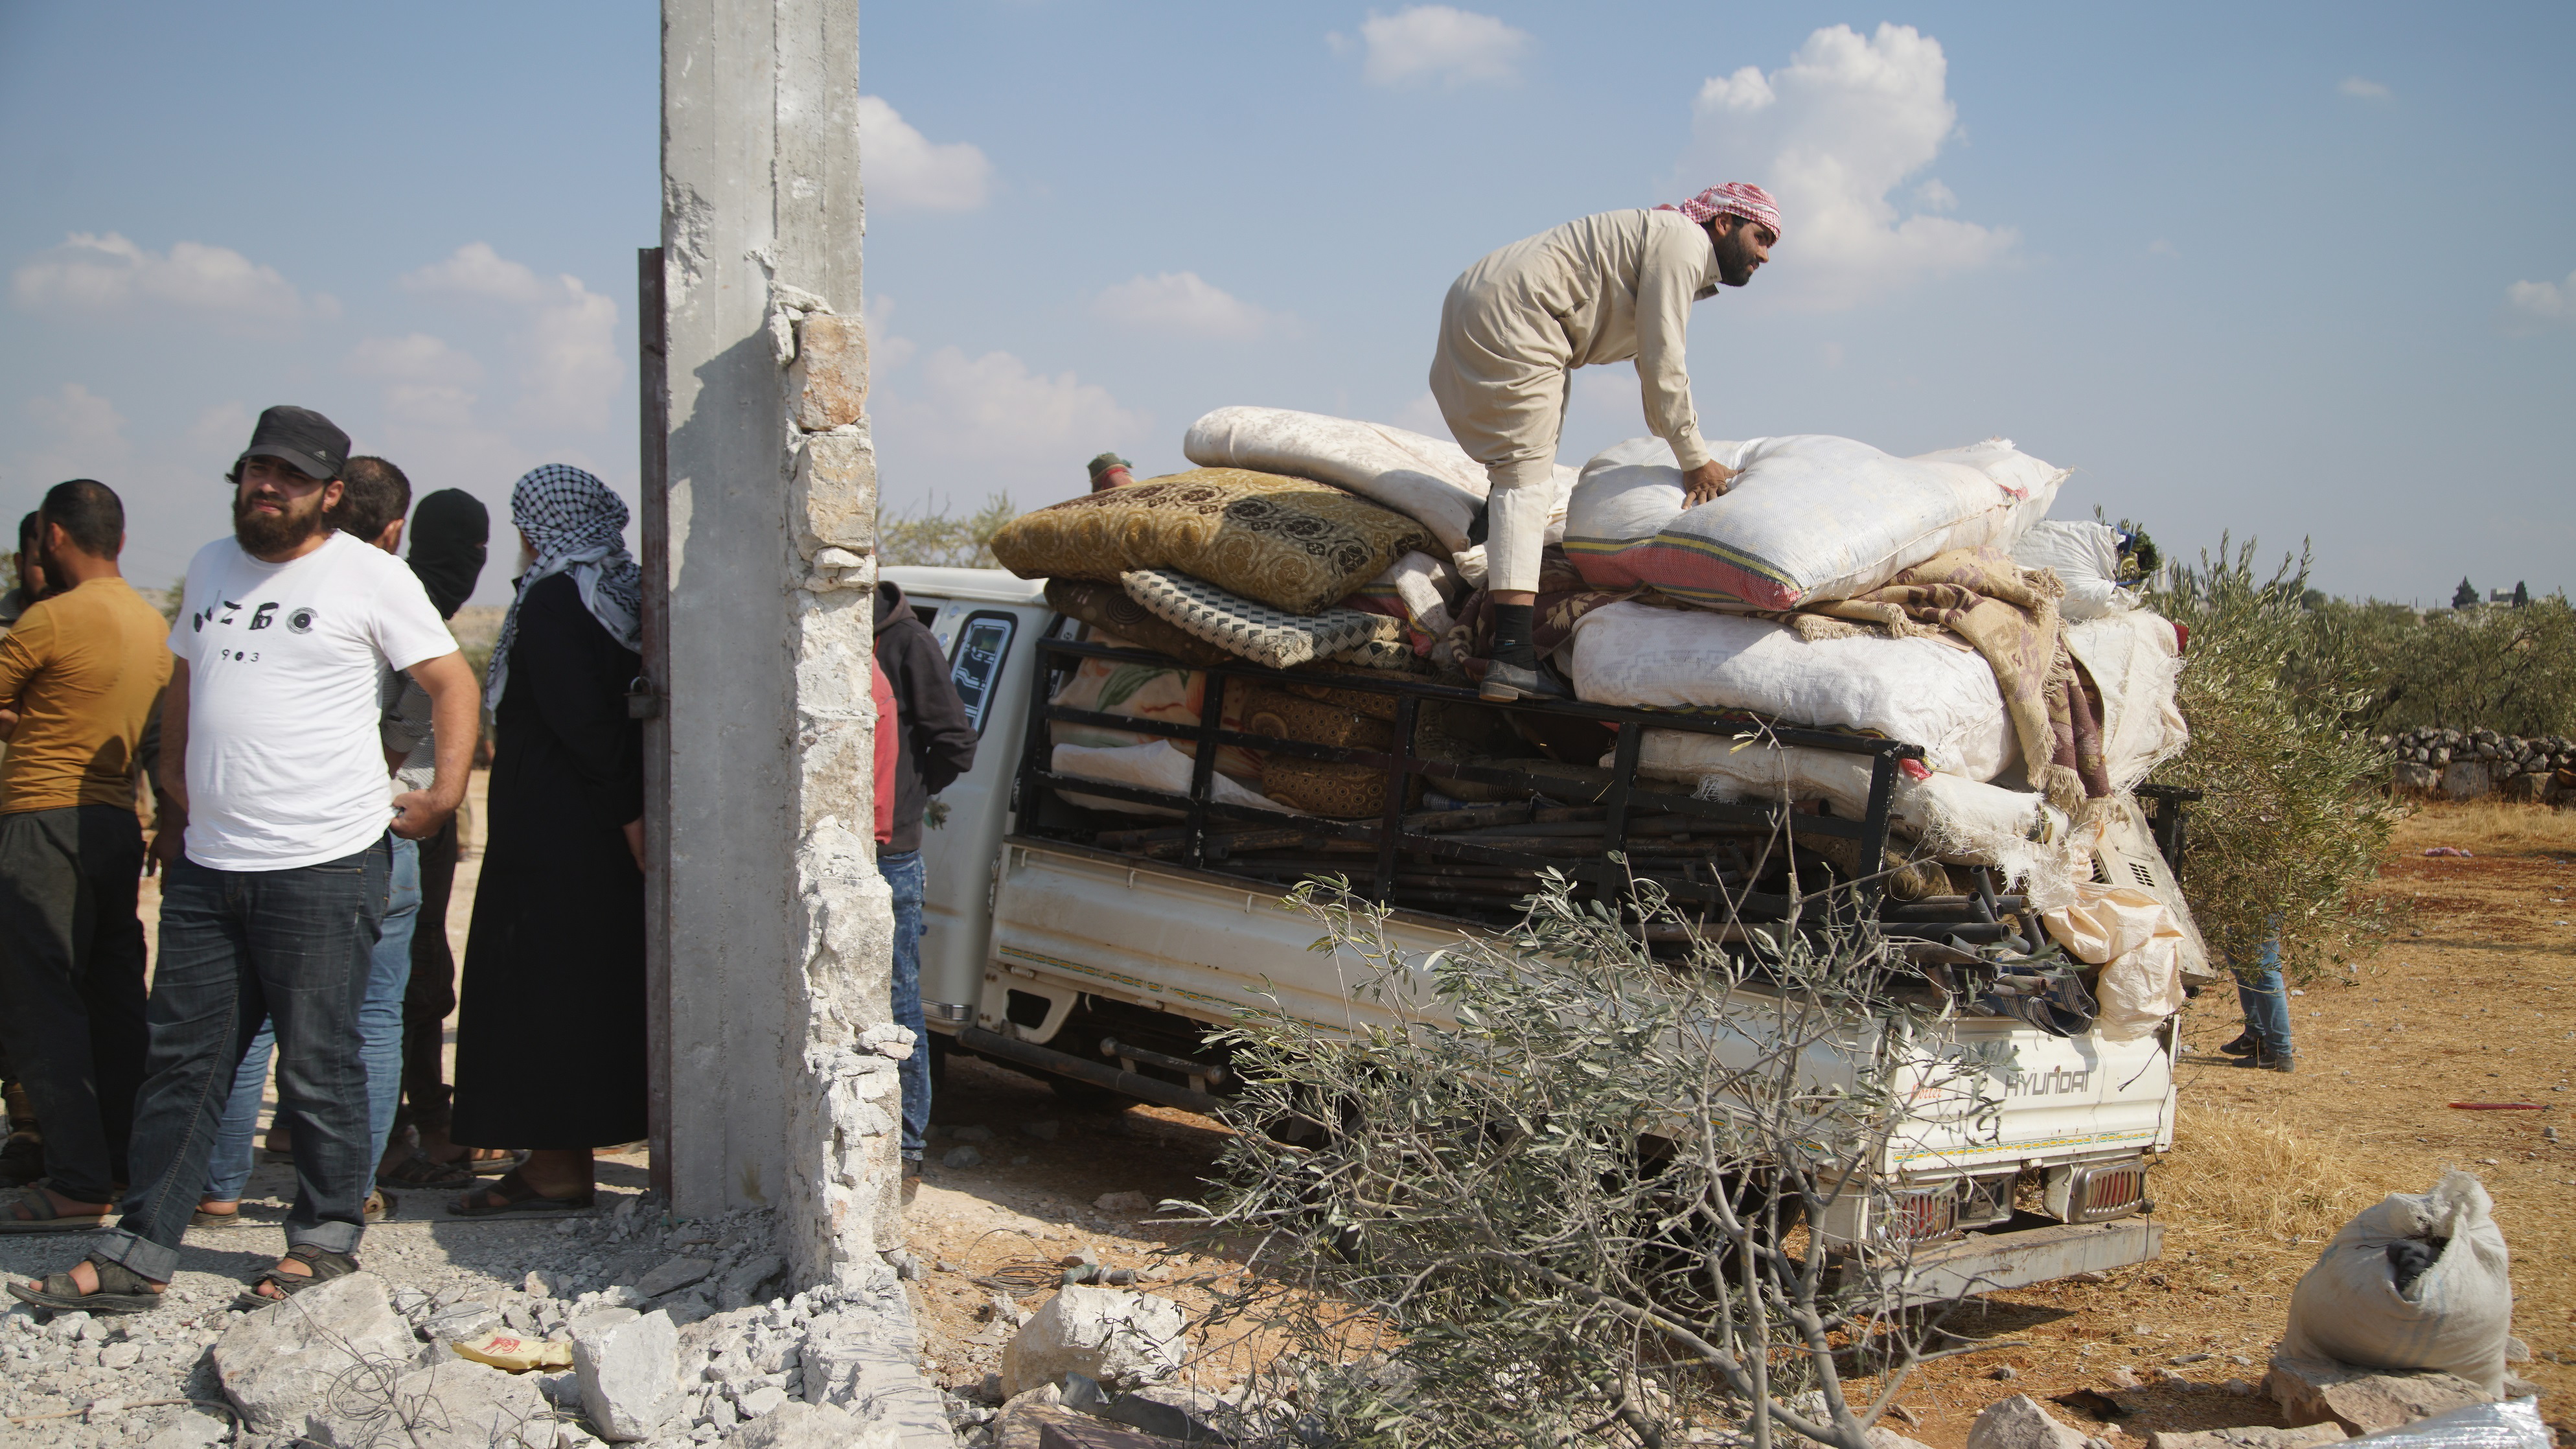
[1430,183,1781,702]
[873,581,977,1195]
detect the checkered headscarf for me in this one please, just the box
[1661,182,1784,240]
[485,464,644,712]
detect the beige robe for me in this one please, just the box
[1429,208,1724,591]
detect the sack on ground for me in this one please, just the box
[2010,520,2137,621]
[2280,1170,2516,1394]
[1561,434,2066,609]
[1565,600,2016,780]
[991,467,1432,614]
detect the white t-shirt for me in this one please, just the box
[170,531,457,871]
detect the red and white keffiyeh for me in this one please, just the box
[1661,182,1783,240]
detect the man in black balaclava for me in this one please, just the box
[374,489,498,1188]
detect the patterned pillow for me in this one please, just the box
[1121,569,1381,671]
[992,469,1435,615]
[1044,578,1236,668]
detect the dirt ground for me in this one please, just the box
[899,798,2576,1443]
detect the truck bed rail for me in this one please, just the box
[1013,635,2012,940]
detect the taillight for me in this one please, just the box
[2049,1162,2148,1222]
[1887,1185,1960,1242]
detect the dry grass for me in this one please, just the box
[2158,1100,2387,1247]
[2391,797,2576,854]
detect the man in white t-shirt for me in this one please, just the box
[8,405,479,1317]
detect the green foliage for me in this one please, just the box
[2292,592,2576,737]
[875,493,1017,570]
[2147,539,2396,981]
[1188,874,1989,1449]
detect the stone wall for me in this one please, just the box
[2384,726,2575,803]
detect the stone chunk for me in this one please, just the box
[2266,1353,2494,1436]
[789,314,869,432]
[1000,1286,1188,1398]
[722,1399,899,1448]
[793,432,878,558]
[308,1358,552,1449]
[719,1254,787,1312]
[1103,1382,1236,1443]
[1964,1394,2091,1449]
[636,1257,715,1299]
[1094,1192,1153,1213]
[2439,761,2494,801]
[573,1306,685,1442]
[212,1271,421,1435]
[2146,1426,2349,1449]
[141,1408,233,1449]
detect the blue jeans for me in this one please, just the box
[882,849,929,1161]
[2235,937,2294,1056]
[93,843,387,1284]
[204,837,419,1201]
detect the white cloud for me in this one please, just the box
[7,384,132,489]
[865,294,917,377]
[1092,272,1285,340]
[11,233,336,325]
[400,245,621,433]
[858,96,993,213]
[1333,6,1530,87]
[185,402,255,466]
[1679,23,2016,310]
[400,242,551,304]
[2338,76,2391,101]
[873,347,1147,494]
[2505,271,2576,330]
[347,333,485,385]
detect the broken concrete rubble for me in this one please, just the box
[209,1270,422,1435]
[2266,1353,2495,1435]
[306,1358,554,1449]
[573,1306,684,1441]
[999,1287,1188,1398]
[1964,1394,2093,1449]
[2145,1426,2349,1449]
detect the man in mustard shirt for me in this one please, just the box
[0,480,173,1233]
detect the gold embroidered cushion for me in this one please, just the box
[990,469,1435,615]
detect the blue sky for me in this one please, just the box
[2,2,2570,605]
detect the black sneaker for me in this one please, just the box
[2218,1032,2259,1057]
[2234,1043,2295,1073]
[1478,660,1569,703]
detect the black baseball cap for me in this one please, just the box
[234,405,350,483]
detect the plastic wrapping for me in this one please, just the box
[2341,1398,2547,1449]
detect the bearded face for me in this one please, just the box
[233,460,339,557]
[1712,218,1775,288]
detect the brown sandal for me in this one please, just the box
[233,1243,361,1311]
[0,1181,109,1234]
[446,1167,593,1219]
[8,1255,165,1314]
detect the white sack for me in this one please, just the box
[2281,1171,2515,1395]
[2040,882,2186,1041]
[2066,610,2189,792]
[1624,732,2085,909]
[2010,520,2136,621]
[1565,601,2016,780]
[1052,741,1298,818]
[1561,434,2067,609]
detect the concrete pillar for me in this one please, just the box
[659,0,900,1286]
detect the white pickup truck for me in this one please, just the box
[889,565,2205,1304]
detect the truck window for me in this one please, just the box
[947,611,1017,736]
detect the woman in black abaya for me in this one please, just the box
[446,465,646,1216]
